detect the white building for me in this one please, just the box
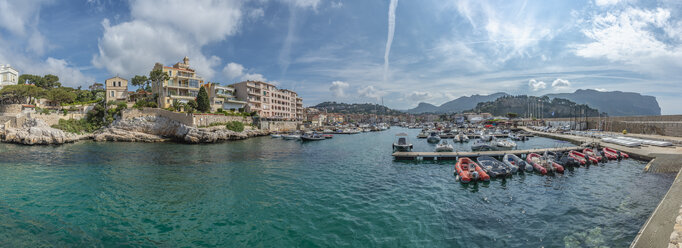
[0,64,19,89]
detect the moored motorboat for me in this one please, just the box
[541,151,566,173]
[568,150,588,165]
[583,148,604,163]
[454,157,490,183]
[546,151,579,168]
[503,154,528,172]
[417,131,428,139]
[570,150,598,164]
[427,132,441,143]
[526,153,563,174]
[322,134,333,139]
[603,147,629,159]
[393,133,413,152]
[471,140,494,151]
[492,138,516,150]
[301,133,325,141]
[270,133,282,138]
[282,133,301,140]
[457,132,469,142]
[476,156,513,177]
[435,140,454,152]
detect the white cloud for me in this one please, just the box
[528,79,547,91]
[248,8,264,20]
[289,0,320,9]
[242,73,266,82]
[573,7,682,74]
[92,0,243,79]
[221,62,267,82]
[329,81,349,97]
[595,0,623,6]
[330,1,343,8]
[552,78,571,88]
[223,62,245,80]
[407,91,431,101]
[384,0,398,83]
[358,85,385,100]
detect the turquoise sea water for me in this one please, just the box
[0,127,674,247]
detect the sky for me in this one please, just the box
[1,0,681,114]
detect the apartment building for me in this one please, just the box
[151,56,204,109]
[201,82,247,112]
[104,76,128,102]
[231,80,303,120]
[0,64,19,89]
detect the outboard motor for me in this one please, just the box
[599,151,607,163]
[471,171,480,181]
[617,151,623,161]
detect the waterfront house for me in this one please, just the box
[201,82,247,112]
[231,80,303,120]
[0,64,19,89]
[152,57,204,109]
[105,76,128,103]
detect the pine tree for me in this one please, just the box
[196,86,210,112]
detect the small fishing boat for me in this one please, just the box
[471,140,495,151]
[456,132,469,142]
[479,133,493,142]
[603,147,629,159]
[435,140,454,152]
[417,131,428,139]
[301,133,325,141]
[503,154,528,172]
[454,157,490,183]
[270,133,282,138]
[322,134,334,139]
[393,133,413,152]
[509,133,528,141]
[583,148,604,163]
[477,156,513,177]
[568,150,588,165]
[427,132,441,143]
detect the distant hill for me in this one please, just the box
[468,95,603,118]
[407,92,508,114]
[312,102,403,115]
[545,89,660,116]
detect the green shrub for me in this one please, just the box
[225,121,244,132]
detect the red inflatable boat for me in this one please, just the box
[603,147,629,159]
[454,157,490,183]
[526,153,563,174]
[568,150,588,165]
[583,148,603,163]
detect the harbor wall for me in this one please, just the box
[542,115,682,137]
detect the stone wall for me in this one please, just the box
[193,114,252,127]
[0,104,23,115]
[121,108,254,127]
[121,108,194,126]
[258,120,300,131]
[542,115,682,137]
[28,112,86,126]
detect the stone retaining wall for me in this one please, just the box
[542,115,682,137]
[258,120,300,131]
[27,113,86,126]
[193,114,253,127]
[0,104,23,115]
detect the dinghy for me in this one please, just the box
[477,156,513,177]
[503,154,530,172]
[454,157,490,183]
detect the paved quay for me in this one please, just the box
[519,127,682,248]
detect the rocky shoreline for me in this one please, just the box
[0,116,269,145]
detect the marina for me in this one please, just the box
[392,146,582,160]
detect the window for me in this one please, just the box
[118,81,121,87]
[169,71,172,76]
[110,91,114,97]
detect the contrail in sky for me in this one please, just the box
[384,0,398,84]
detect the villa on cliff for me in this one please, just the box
[151,57,204,109]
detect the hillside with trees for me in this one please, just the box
[468,95,605,118]
[312,102,403,115]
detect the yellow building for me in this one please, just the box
[104,76,128,102]
[201,82,247,112]
[152,57,204,109]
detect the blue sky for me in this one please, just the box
[1,0,681,114]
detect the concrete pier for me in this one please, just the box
[392,146,581,160]
[516,127,682,248]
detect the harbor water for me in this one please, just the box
[0,128,674,247]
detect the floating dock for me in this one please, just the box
[392,146,582,160]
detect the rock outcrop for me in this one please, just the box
[0,118,87,145]
[93,115,268,143]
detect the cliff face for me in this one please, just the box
[0,118,88,145]
[545,89,661,116]
[93,116,267,143]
